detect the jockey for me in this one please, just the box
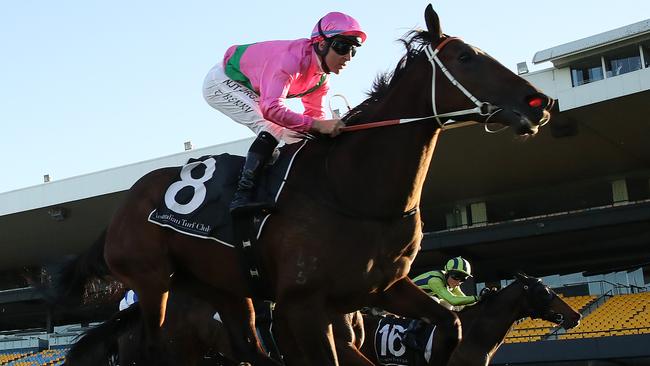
[412,256,478,311]
[403,257,478,351]
[203,12,367,215]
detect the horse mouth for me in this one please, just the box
[555,313,581,329]
[565,314,581,329]
[512,109,550,136]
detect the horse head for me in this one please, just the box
[515,273,581,329]
[423,4,554,135]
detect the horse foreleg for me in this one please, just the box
[331,312,374,366]
[369,278,461,366]
[135,288,171,365]
[274,296,338,366]
[219,297,281,366]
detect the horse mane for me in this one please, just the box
[342,30,433,126]
[460,278,523,313]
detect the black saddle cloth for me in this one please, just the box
[148,141,305,246]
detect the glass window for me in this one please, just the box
[570,57,604,87]
[604,45,642,77]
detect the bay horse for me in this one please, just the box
[344,274,581,366]
[55,4,554,365]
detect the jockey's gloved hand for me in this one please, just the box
[311,118,344,137]
[477,287,497,301]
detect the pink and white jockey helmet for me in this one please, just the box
[310,12,367,45]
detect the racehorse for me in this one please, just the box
[346,274,580,366]
[54,4,554,365]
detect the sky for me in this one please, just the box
[1,1,649,194]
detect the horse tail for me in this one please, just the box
[65,304,141,366]
[47,229,110,306]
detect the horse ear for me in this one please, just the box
[424,4,442,40]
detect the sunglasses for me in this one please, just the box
[330,40,357,57]
[450,273,469,282]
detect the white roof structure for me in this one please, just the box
[0,138,252,217]
[533,19,650,65]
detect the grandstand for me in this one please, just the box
[506,294,598,343]
[0,349,66,366]
[491,281,650,365]
[505,289,650,343]
[560,291,650,339]
[0,14,648,366]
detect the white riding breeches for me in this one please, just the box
[202,64,303,144]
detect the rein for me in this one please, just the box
[340,37,501,133]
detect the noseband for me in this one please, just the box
[423,37,502,128]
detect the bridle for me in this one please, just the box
[423,37,502,129]
[523,279,565,325]
[340,36,504,133]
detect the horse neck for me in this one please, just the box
[327,64,440,216]
[459,284,527,356]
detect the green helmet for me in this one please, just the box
[444,256,473,277]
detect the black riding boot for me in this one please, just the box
[229,131,278,215]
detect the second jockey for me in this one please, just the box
[412,256,478,311]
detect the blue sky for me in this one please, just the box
[1,1,649,193]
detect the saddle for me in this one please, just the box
[148,140,306,247]
[148,141,307,300]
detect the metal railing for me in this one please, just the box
[558,280,650,296]
[430,198,650,233]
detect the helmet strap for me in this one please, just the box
[314,43,331,74]
[317,17,330,42]
[315,18,332,74]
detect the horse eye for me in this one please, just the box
[458,53,471,63]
